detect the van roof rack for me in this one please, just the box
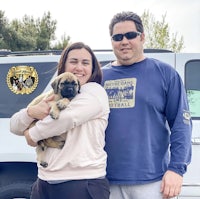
[0,49,113,57]
[0,50,63,57]
[144,49,173,53]
[0,48,173,57]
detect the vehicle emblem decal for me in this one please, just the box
[7,66,38,94]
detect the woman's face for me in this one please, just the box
[65,48,93,85]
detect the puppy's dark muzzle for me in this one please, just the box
[61,86,78,98]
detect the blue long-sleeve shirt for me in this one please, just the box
[102,58,192,184]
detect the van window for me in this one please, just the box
[185,59,200,119]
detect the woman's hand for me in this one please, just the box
[27,95,55,120]
[24,129,37,147]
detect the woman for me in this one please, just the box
[10,42,110,199]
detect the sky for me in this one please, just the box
[1,0,200,52]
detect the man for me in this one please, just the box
[101,11,192,199]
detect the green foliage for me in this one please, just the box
[141,10,184,52]
[51,33,71,50]
[0,11,69,51]
[0,10,10,49]
[36,12,56,50]
[10,16,37,50]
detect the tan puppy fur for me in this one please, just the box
[28,72,80,167]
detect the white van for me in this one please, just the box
[0,50,199,198]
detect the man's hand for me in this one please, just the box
[24,129,37,147]
[161,170,183,198]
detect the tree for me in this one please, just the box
[35,12,57,50]
[52,33,71,50]
[0,10,11,49]
[10,16,37,50]
[141,10,184,52]
[0,11,65,51]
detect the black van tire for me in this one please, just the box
[0,181,32,199]
[0,162,37,199]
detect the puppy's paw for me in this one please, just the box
[40,161,48,168]
[56,100,67,110]
[50,109,60,119]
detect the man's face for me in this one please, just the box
[111,20,145,66]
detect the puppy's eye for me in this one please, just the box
[72,81,77,85]
[60,82,65,87]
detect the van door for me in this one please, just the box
[176,54,200,198]
[0,55,59,163]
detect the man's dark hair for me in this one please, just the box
[109,11,144,36]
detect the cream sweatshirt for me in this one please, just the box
[10,82,110,181]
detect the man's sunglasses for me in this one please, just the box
[112,31,141,42]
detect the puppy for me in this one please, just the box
[28,72,80,168]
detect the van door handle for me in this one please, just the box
[191,137,200,145]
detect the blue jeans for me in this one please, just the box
[30,177,110,199]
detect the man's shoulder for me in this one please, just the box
[102,62,112,70]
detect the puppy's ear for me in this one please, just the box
[78,80,81,93]
[51,77,61,94]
